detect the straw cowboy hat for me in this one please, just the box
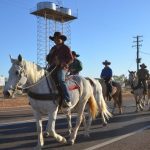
[102,60,111,65]
[49,31,67,41]
[140,63,147,68]
[72,51,80,57]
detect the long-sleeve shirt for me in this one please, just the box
[46,44,73,68]
[137,68,149,80]
[100,67,112,79]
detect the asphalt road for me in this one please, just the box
[1,97,150,150]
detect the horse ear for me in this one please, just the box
[9,55,12,62]
[128,70,131,73]
[18,54,22,62]
[9,55,15,63]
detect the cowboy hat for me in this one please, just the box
[140,63,147,68]
[49,31,67,41]
[72,51,80,57]
[102,60,111,65]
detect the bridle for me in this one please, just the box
[10,64,28,93]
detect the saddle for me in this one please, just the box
[50,70,80,106]
[27,72,80,104]
[105,81,117,100]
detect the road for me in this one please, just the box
[0,96,150,150]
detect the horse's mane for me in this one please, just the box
[22,59,45,83]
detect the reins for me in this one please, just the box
[22,66,57,90]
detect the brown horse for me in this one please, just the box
[96,78,123,114]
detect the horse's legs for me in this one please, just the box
[33,110,44,150]
[45,105,67,144]
[117,100,123,114]
[135,96,139,112]
[112,99,116,114]
[83,105,91,137]
[139,96,144,111]
[148,92,150,110]
[66,111,72,135]
[68,102,86,145]
[119,106,123,114]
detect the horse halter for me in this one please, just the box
[6,64,27,96]
[15,64,27,88]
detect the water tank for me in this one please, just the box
[37,2,56,10]
[57,7,72,15]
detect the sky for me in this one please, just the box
[0,0,150,78]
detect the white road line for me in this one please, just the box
[84,125,150,150]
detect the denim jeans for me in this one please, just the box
[57,68,70,102]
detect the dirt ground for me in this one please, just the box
[0,88,132,109]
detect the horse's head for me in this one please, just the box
[128,70,138,87]
[128,70,136,81]
[3,54,27,98]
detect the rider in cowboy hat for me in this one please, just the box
[46,31,73,107]
[137,63,149,94]
[100,60,113,100]
[69,51,83,75]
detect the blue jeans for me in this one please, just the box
[57,68,70,102]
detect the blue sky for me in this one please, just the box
[1,0,150,78]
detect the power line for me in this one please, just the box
[140,50,150,55]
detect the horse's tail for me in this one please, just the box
[88,94,98,119]
[98,93,112,119]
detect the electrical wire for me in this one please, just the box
[140,51,150,55]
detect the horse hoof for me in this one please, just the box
[61,138,67,144]
[43,132,49,138]
[102,123,107,127]
[67,140,74,145]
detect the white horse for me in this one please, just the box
[3,54,98,150]
[128,70,145,111]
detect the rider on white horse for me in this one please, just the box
[46,31,73,107]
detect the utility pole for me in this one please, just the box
[132,35,143,72]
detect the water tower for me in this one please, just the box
[30,1,77,67]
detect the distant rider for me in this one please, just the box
[137,63,149,94]
[100,60,113,100]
